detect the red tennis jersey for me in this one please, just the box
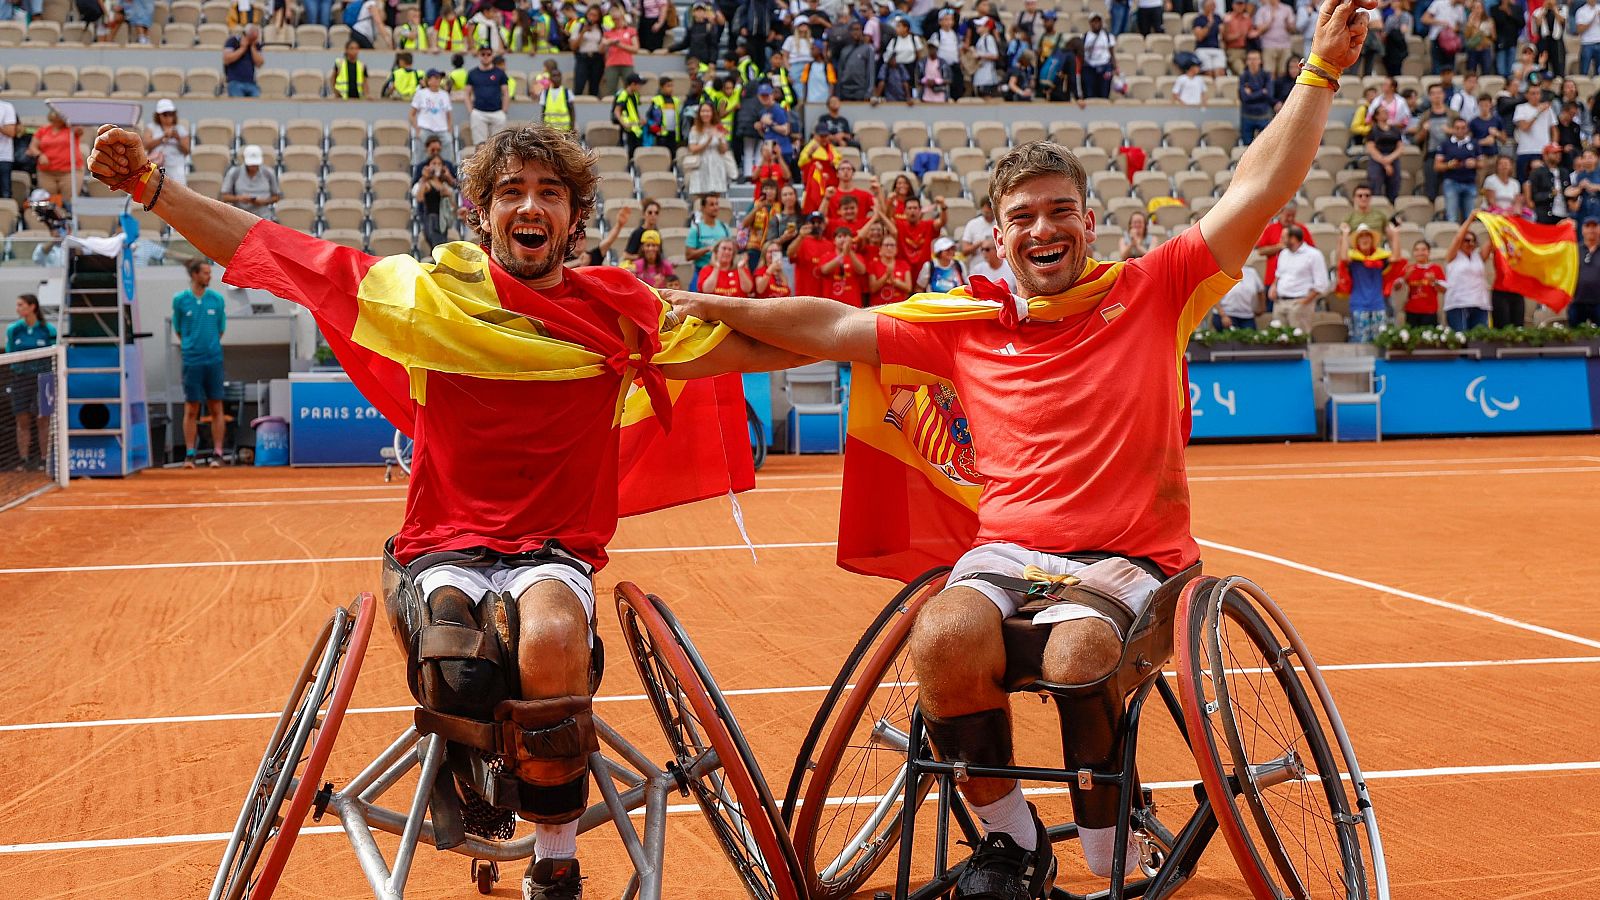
[874,228,1235,575]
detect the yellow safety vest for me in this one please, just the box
[650,95,680,138]
[722,83,741,130]
[543,86,574,131]
[397,23,430,50]
[334,58,367,98]
[614,89,642,137]
[704,86,728,118]
[771,68,797,108]
[507,74,519,98]
[736,57,761,83]
[470,18,497,50]
[388,66,421,99]
[435,17,467,51]
[449,67,468,91]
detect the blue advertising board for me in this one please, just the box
[1375,358,1594,435]
[1187,359,1318,439]
[289,377,398,465]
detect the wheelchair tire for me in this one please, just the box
[1177,577,1383,900]
[616,584,804,900]
[392,429,414,476]
[208,594,376,900]
[747,400,768,472]
[783,567,947,900]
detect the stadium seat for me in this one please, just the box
[634,146,673,174]
[1172,171,1213,203]
[200,0,232,22]
[1049,120,1086,147]
[296,24,329,49]
[656,198,691,228]
[168,0,202,24]
[1147,32,1175,57]
[150,67,185,95]
[322,199,367,231]
[1088,121,1124,153]
[188,172,223,199]
[257,68,292,99]
[373,121,411,150]
[163,22,197,47]
[1190,146,1230,178]
[656,227,689,260]
[279,172,321,202]
[1200,120,1238,149]
[1125,77,1157,101]
[369,201,413,231]
[372,146,410,174]
[948,147,987,180]
[943,197,976,229]
[1323,122,1351,147]
[892,121,930,153]
[25,19,62,45]
[370,229,415,257]
[329,119,368,148]
[594,147,629,175]
[1136,54,1166,78]
[276,199,318,232]
[1090,169,1132,201]
[1189,195,1219,219]
[1423,221,1459,247]
[241,119,281,150]
[186,68,221,97]
[281,145,324,173]
[0,20,23,46]
[1132,170,1172,203]
[933,120,969,152]
[371,173,413,205]
[878,170,918,195]
[291,69,326,98]
[966,172,991,204]
[321,228,365,249]
[76,65,112,97]
[923,171,962,202]
[326,146,369,175]
[639,172,678,200]
[42,64,76,93]
[1152,203,1189,230]
[1163,120,1200,152]
[604,197,643,224]
[194,118,235,149]
[1010,120,1046,146]
[970,120,1008,155]
[855,121,889,151]
[329,23,352,46]
[284,119,325,148]
[323,172,366,201]
[863,146,903,174]
[1149,147,1188,173]
[1126,120,1160,152]
[196,23,230,47]
[190,145,231,175]
[6,65,42,96]
[1104,196,1144,227]
[584,121,621,149]
[1093,227,1122,259]
[1313,196,1352,224]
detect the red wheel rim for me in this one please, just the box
[617,584,801,900]
[1174,577,1280,900]
[249,593,376,900]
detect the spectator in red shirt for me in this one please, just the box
[695,237,754,295]
[1253,200,1315,286]
[885,172,916,221]
[828,159,876,222]
[829,193,871,236]
[1402,240,1444,326]
[877,191,947,277]
[818,225,867,305]
[787,211,836,296]
[865,235,915,305]
[753,241,793,297]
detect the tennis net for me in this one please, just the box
[0,344,67,512]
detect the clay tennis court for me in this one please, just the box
[2,433,1597,899]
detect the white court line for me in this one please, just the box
[1197,538,1600,651]
[1185,455,1600,472]
[5,655,1597,734]
[25,465,1600,512]
[0,541,839,576]
[4,759,1599,854]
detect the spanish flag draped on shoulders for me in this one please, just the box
[1334,243,1407,297]
[223,221,752,568]
[839,227,1237,583]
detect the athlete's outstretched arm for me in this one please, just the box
[88,125,259,265]
[659,332,815,379]
[1198,0,1372,276]
[663,290,881,366]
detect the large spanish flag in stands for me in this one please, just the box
[276,234,753,516]
[1475,211,1578,312]
[836,271,1127,583]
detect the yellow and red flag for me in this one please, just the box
[837,270,1131,582]
[1474,211,1577,312]
[234,224,752,517]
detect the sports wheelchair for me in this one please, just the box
[781,566,1390,900]
[208,582,807,900]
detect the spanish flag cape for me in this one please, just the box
[316,239,753,517]
[839,265,1208,583]
[1475,211,1578,312]
[1335,245,1407,297]
[799,139,840,215]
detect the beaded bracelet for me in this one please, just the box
[143,167,167,212]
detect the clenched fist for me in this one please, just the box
[87,124,152,191]
[1311,0,1378,73]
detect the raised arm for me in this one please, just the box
[1199,0,1371,275]
[666,290,881,364]
[88,125,257,264]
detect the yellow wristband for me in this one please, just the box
[1307,53,1344,79]
[1296,71,1337,91]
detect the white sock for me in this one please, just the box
[1078,825,1140,878]
[534,822,579,861]
[970,785,1037,852]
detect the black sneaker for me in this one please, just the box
[955,803,1056,900]
[523,857,583,900]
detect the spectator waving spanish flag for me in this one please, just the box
[1474,211,1578,312]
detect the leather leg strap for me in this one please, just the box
[922,707,1014,769]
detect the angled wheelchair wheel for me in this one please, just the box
[208,594,376,900]
[392,429,414,476]
[782,568,947,900]
[616,584,804,900]
[1177,577,1387,900]
[746,400,768,472]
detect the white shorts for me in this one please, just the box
[1196,47,1227,71]
[415,559,597,645]
[947,543,1163,638]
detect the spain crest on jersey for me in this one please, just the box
[884,382,983,487]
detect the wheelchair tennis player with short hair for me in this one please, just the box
[782,563,1390,900]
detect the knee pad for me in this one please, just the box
[406,587,520,720]
[1052,685,1129,830]
[494,695,599,824]
[922,707,1014,769]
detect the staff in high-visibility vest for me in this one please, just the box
[540,69,576,132]
[646,75,682,156]
[434,8,470,52]
[613,72,645,160]
[330,39,368,99]
[383,51,422,99]
[395,5,430,50]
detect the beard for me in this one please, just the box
[490,228,574,281]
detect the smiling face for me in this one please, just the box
[713,239,737,267]
[879,236,898,262]
[995,173,1094,297]
[486,159,575,284]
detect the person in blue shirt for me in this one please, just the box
[1238,49,1275,145]
[1434,117,1480,223]
[6,293,57,471]
[172,259,227,467]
